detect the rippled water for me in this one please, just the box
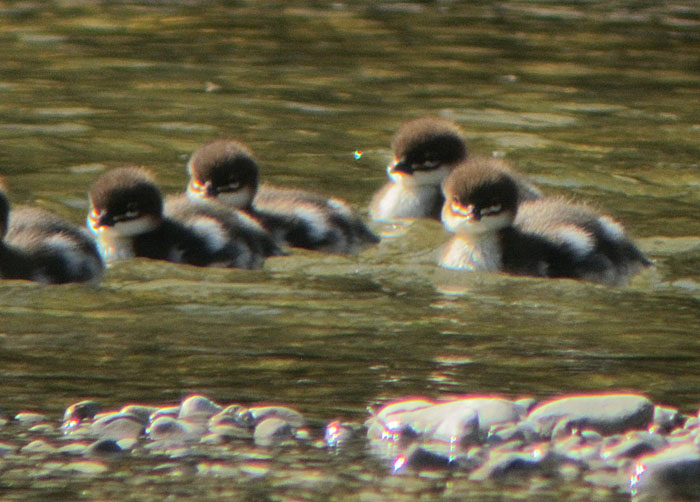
[1,1,700,500]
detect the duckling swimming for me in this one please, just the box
[439,157,651,285]
[187,140,379,254]
[0,181,103,284]
[88,167,281,269]
[370,117,541,221]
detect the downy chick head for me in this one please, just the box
[187,140,259,209]
[441,157,519,236]
[389,116,467,188]
[88,167,163,238]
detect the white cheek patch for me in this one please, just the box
[442,206,512,236]
[216,187,254,209]
[555,224,594,258]
[388,164,452,188]
[411,165,453,187]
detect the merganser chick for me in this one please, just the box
[370,117,542,221]
[439,158,651,285]
[87,167,280,269]
[164,194,284,269]
[0,182,103,284]
[186,140,380,254]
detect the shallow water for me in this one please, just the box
[1,1,700,500]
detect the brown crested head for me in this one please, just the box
[89,167,163,223]
[442,157,520,218]
[391,117,467,172]
[187,140,259,197]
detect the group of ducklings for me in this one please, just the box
[0,116,650,286]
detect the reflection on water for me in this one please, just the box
[1,1,699,500]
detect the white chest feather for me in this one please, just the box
[373,183,439,220]
[438,235,502,271]
[94,232,135,264]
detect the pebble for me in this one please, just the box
[525,393,654,437]
[90,412,144,440]
[15,412,48,426]
[631,443,700,500]
[5,391,699,497]
[253,417,294,446]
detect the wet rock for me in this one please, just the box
[20,439,56,454]
[630,444,700,501]
[62,460,109,475]
[61,400,101,434]
[469,450,543,481]
[368,397,524,446]
[526,393,654,437]
[147,416,202,443]
[600,431,666,461]
[487,421,538,444]
[119,405,158,424]
[178,395,222,422]
[15,412,48,427]
[85,439,123,456]
[28,423,54,434]
[253,417,293,446]
[90,412,144,440]
[366,399,433,439]
[208,405,255,438]
[149,405,180,422]
[250,406,305,428]
[0,442,16,456]
[651,405,685,433]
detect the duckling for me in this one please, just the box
[87,167,280,269]
[439,157,651,285]
[186,140,379,254]
[0,181,103,284]
[370,117,541,221]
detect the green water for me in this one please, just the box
[1,1,700,500]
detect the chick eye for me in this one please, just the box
[126,202,138,213]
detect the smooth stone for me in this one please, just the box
[487,421,538,444]
[178,395,222,422]
[253,417,294,446]
[58,442,90,455]
[62,400,101,434]
[15,412,48,426]
[526,393,654,437]
[28,423,55,434]
[90,412,144,440]
[630,444,700,500]
[147,416,198,442]
[366,399,433,439]
[207,415,253,439]
[119,405,158,424]
[367,397,524,445]
[85,439,123,456]
[651,405,684,433]
[20,439,57,454]
[468,450,543,481]
[250,406,305,428]
[0,442,16,456]
[62,460,109,475]
[600,431,667,461]
[149,405,180,422]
